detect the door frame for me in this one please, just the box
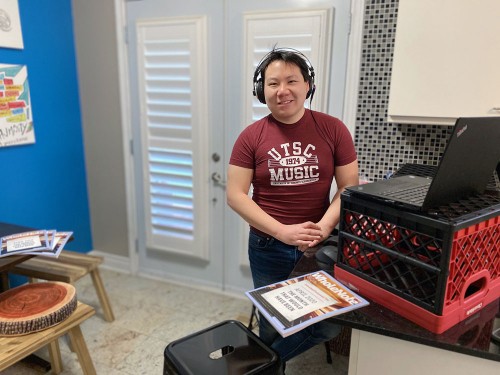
[113,0,365,277]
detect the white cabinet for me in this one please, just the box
[388,0,500,125]
[348,330,499,375]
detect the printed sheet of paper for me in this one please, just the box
[0,0,24,49]
[246,271,370,338]
[0,64,35,147]
[261,279,339,322]
[0,230,72,258]
[25,231,73,257]
[0,230,49,256]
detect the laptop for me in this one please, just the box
[347,117,500,211]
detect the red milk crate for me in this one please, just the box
[335,191,500,334]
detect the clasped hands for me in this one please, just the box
[276,221,327,251]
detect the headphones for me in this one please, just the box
[252,48,316,104]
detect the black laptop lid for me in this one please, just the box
[422,117,500,209]
[347,117,500,211]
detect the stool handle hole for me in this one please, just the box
[209,345,235,360]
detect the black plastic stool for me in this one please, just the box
[164,320,282,375]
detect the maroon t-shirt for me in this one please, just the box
[229,109,357,227]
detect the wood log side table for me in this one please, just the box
[0,282,97,374]
[0,282,77,335]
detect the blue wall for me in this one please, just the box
[0,0,92,252]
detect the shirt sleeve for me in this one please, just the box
[333,121,357,167]
[229,125,256,169]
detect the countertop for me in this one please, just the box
[291,248,500,362]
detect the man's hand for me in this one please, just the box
[276,221,323,249]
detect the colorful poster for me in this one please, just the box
[0,64,35,147]
[0,0,24,49]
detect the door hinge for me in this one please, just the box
[135,238,139,253]
[124,25,129,45]
[129,139,134,155]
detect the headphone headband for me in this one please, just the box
[252,47,316,104]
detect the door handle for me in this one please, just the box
[211,172,226,187]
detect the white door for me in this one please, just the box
[125,0,352,293]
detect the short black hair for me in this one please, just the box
[257,48,312,84]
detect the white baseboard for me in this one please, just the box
[89,249,132,274]
[88,250,248,300]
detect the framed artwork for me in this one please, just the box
[0,0,24,49]
[0,64,35,147]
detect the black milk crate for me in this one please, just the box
[334,191,500,334]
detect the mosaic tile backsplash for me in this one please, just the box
[355,0,454,182]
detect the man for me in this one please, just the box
[227,47,358,363]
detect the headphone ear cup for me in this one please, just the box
[254,79,266,104]
[306,67,316,101]
[306,82,316,100]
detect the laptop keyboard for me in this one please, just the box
[383,183,431,204]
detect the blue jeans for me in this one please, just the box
[248,231,341,363]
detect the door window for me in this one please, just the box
[136,17,210,259]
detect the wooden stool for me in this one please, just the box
[0,302,96,374]
[5,251,114,322]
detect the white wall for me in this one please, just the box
[71,0,130,258]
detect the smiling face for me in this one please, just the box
[263,60,310,124]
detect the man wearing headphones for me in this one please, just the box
[227,47,359,364]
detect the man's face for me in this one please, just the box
[263,60,309,124]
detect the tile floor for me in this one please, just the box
[1,269,349,374]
